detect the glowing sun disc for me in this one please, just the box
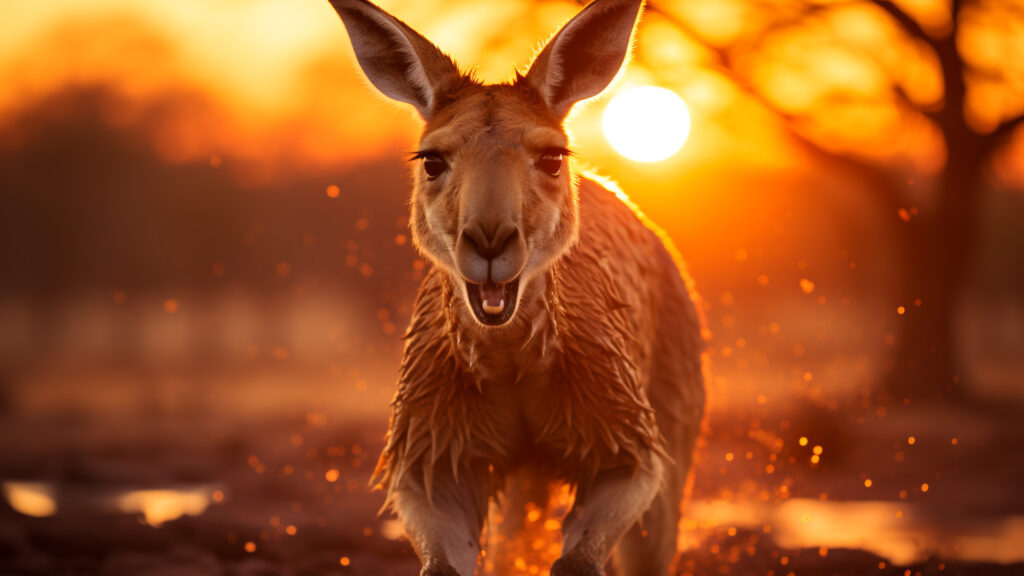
[603,86,691,162]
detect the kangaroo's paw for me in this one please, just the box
[420,558,462,576]
[550,550,602,576]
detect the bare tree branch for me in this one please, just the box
[638,1,908,214]
[863,0,936,47]
[986,113,1024,152]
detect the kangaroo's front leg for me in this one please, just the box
[552,454,664,576]
[394,462,490,576]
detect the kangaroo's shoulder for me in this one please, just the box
[574,175,676,269]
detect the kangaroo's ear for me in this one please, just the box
[525,0,643,119]
[328,0,462,120]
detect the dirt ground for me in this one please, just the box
[1,384,1022,576]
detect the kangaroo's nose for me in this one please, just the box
[461,219,519,261]
[455,218,525,284]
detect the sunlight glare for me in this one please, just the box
[603,86,691,163]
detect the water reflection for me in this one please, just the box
[2,482,58,517]
[115,487,219,527]
[684,498,1024,565]
[2,481,223,527]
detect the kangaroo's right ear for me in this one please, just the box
[526,0,643,119]
[328,0,461,120]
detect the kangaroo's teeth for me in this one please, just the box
[482,299,505,315]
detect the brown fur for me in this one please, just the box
[328,1,706,573]
[372,174,705,514]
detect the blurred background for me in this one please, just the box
[1,0,1023,574]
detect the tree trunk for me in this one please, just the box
[885,0,985,403]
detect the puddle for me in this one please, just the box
[682,498,1024,565]
[2,481,224,527]
[2,482,57,518]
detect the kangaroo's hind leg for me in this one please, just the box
[613,461,683,576]
[615,384,702,576]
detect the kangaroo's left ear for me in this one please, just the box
[525,0,643,119]
[328,0,462,120]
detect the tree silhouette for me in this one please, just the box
[597,0,1023,403]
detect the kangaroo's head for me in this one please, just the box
[329,0,642,327]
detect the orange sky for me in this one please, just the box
[0,0,805,181]
[1,0,1020,186]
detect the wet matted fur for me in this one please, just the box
[326,0,707,574]
[371,177,705,504]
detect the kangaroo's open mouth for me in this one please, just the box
[465,277,520,326]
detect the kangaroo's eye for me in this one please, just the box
[537,151,563,177]
[422,154,448,179]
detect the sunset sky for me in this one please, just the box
[2,3,1024,573]
[0,0,942,181]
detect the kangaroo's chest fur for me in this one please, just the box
[372,179,697,501]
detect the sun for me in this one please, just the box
[602,86,691,163]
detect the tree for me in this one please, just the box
[629,0,1024,403]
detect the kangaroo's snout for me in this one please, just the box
[456,217,525,285]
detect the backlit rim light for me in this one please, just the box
[603,86,691,163]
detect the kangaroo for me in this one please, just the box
[326,1,705,574]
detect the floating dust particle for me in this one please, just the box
[799,278,815,294]
[326,185,340,198]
